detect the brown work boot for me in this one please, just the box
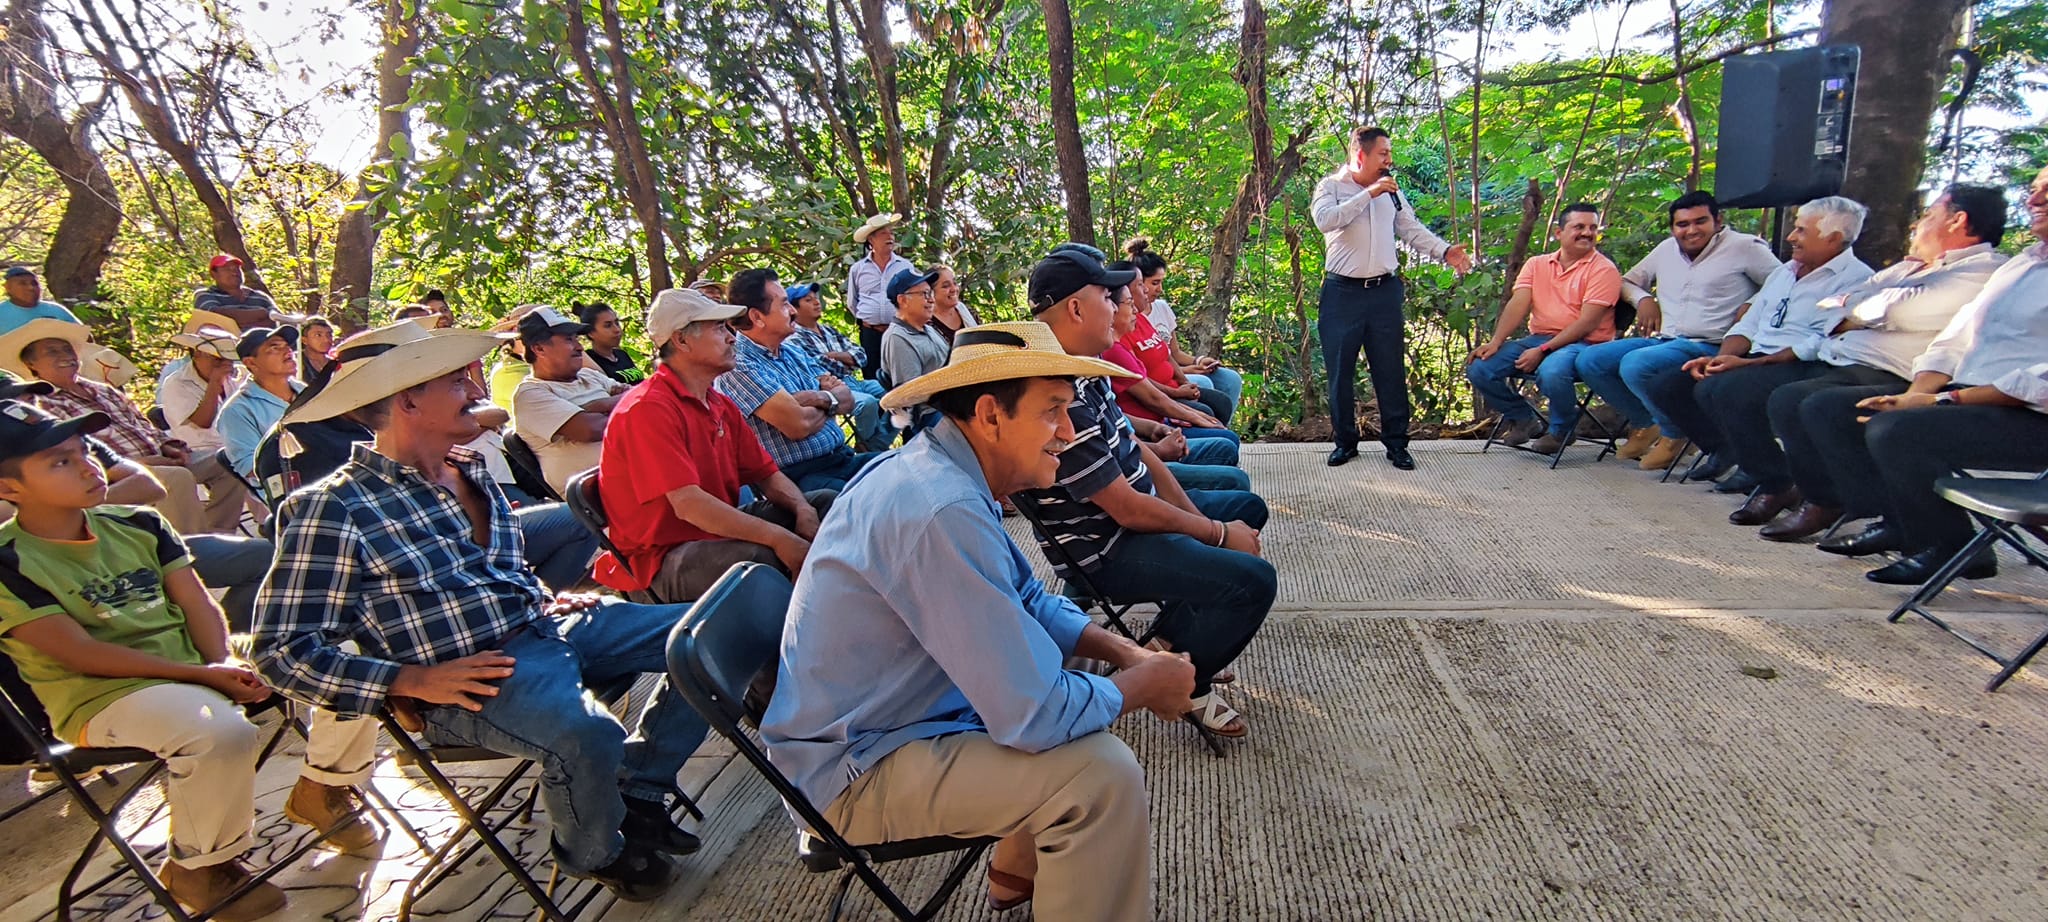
[1637,436,1693,471]
[284,777,380,853]
[161,857,287,921]
[1527,431,1571,455]
[1615,426,1660,461]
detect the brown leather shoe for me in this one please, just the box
[1527,432,1570,455]
[1637,436,1694,471]
[284,777,379,852]
[1615,426,1660,461]
[161,857,287,921]
[1758,501,1841,541]
[1729,487,1801,526]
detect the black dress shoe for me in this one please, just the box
[1385,446,1415,470]
[1327,445,1359,466]
[1819,521,1902,556]
[558,838,677,902]
[1712,470,1760,494]
[1759,502,1841,541]
[1866,547,1998,586]
[1730,488,1800,526]
[1688,453,1734,482]
[621,795,702,855]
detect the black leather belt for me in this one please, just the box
[1325,272,1396,288]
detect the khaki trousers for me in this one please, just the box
[150,456,248,535]
[823,731,1151,922]
[645,491,834,602]
[80,683,378,867]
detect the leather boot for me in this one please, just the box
[284,777,379,852]
[1759,502,1841,541]
[1819,520,1901,557]
[1866,546,1998,585]
[1615,426,1660,461]
[1730,486,1801,526]
[1638,436,1694,471]
[161,858,288,921]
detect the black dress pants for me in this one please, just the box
[1792,383,1906,515]
[1318,275,1410,449]
[1638,364,1727,454]
[1697,361,1903,493]
[858,323,886,381]
[1763,365,1911,508]
[1867,405,2048,553]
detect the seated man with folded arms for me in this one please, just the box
[719,268,883,492]
[217,326,302,481]
[787,282,893,451]
[1728,184,2006,540]
[251,325,710,901]
[158,322,255,525]
[0,399,376,922]
[762,323,1195,921]
[597,288,832,604]
[1015,248,1273,738]
[1638,196,1878,498]
[1575,191,1780,471]
[192,254,279,331]
[1808,167,2048,582]
[1465,204,1623,455]
[512,306,628,497]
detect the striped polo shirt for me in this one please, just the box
[1015,376,1153,575]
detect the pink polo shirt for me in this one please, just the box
[1514,250,1623,343]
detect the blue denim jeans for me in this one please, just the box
[1574,337,1717,436]
[514,502,601,592]
[782,448,888,493]
[1166,462,1251,492]
[1083,490,1274,696]
[1465,334,1588,437]
[1187,366,1243,406]
[1178,425,1238,444]
[187,534,274,633]
[420,599,710,874]
[847,381,897,452]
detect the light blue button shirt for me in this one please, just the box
[217,378,300,476]
[1725,247,1874,356]
[761,418,1124,811]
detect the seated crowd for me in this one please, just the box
[1465,168,2048,587]
[0,217,1264,919]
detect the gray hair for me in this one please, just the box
[1799,196,1867,243]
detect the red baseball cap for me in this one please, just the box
[208,253,243,269]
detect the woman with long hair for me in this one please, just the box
[1125,237,1244,410]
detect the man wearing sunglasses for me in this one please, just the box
[1635,196,1875,496]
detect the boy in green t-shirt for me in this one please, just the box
[0,400,377,921]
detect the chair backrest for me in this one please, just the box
[146,405,169,431]
[214,447,259,495]
[1007,496,1109,602]
[1613,300,1637,339]
[501,432,561,502]
[0,655,55,766]
[563,467,634,580]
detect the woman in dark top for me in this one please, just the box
[574,301,645,384]
[927,265,979,347]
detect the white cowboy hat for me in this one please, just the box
[880,321,1134,412]
[168,325,241,358]
[853,213,903,244]
[80,345,139,388]
[0,317,91,379]
[183,309,244,336]
[281,321,507,425]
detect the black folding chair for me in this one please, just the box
[0,663,338,922]
[665,563,995,921]
[503,432,563,502]
[146,405,170,431]
[1010,501,1228,758]
[1887,474,2048,691]
[564,467,636,586]
[1479,304,1636,468]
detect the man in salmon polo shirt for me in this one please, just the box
[1465,203,1623,455]
[594,288,832,604]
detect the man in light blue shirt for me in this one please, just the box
[216,326,301,478]
[761,322,1194,921]
[1,267,83,336]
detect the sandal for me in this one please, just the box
[1144,639,1234,684]
[1187,691,1248,738]
[987,867,1034,911]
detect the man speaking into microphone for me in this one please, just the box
[1312,126,1473,469]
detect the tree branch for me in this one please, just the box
[1487,27,1817,89]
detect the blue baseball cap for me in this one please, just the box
[786,282,821,303]
[886,268,941,303]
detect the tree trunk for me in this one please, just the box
[1666,0,1702,190]
[565,0,672,292]
[1186,0,1311,358]
[922,51,969,257]
[0,1,121,301]
[325,0,420,330]
[1467,0,1489,252]
[1821,0,1967,265]
[1041,0,1094,246]
[850,0,913,216]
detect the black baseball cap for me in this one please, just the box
[3,266,33,280]
[0,399,109,465]
[886,268,941,303]
[235,325,300,359]
[1028,247,1137,314]
[0,369,53,400]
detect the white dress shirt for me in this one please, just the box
[1618,228,1781,341]
[845,252,916,327]
[1992,362,2048,414]
[1311,169,1452,279]
[155,360,239,453]
[1913,244,2048,386]
[1725,248,1875,356]
[1802,243,2006,377]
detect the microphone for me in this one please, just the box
[1380,167,1406,211]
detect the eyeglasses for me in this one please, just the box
[1769,297,1792,328]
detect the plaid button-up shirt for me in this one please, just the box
[789,323,864,378]
[716,334,845,468]
[37,379,165,460]
[251,443,548,719]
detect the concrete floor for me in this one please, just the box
[7,441,2047,920]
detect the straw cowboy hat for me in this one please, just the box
[880,321,1133,412]
[853,213,903,244]
[0,317,91,379]
[282,320,507,425]
[184,309,244,336]
[169,325,240,358]
[80,345,139,388]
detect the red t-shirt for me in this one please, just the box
[595,362,778,591]
[1101,342,1162,422]
[1120,314,1179,386]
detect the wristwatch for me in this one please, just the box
[1935,391,1960,406]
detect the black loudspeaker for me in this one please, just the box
[1714,45,1860,208]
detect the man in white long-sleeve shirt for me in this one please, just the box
[1311,126,1472,470]
[844,214,914,383]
